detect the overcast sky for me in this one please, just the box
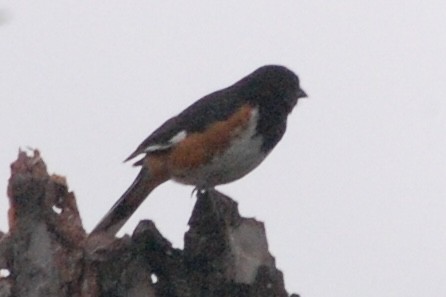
[1,1,446,296]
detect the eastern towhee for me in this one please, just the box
[91,65,307,236]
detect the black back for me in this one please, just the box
[127,65,305,160]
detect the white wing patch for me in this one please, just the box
[144,130,187,153]
[169,130,187,144]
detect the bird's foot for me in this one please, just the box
[191,187,213,198]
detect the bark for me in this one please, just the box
[0,150,300,297]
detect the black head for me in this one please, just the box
[237,65,307,113]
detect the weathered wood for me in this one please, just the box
[0,151,298,297]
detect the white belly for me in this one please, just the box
[172,108,267,188]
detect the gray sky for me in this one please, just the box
[1,1,445,296]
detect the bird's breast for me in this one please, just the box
[168,106,267,187]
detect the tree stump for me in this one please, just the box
[0,150,299,297]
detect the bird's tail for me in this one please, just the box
[90,166,166,237]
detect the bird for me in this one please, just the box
[91,65,307,237]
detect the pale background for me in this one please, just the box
[1,1,445,296]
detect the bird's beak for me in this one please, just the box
[297,88,308,99]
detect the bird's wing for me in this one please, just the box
[125,86,245,162]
